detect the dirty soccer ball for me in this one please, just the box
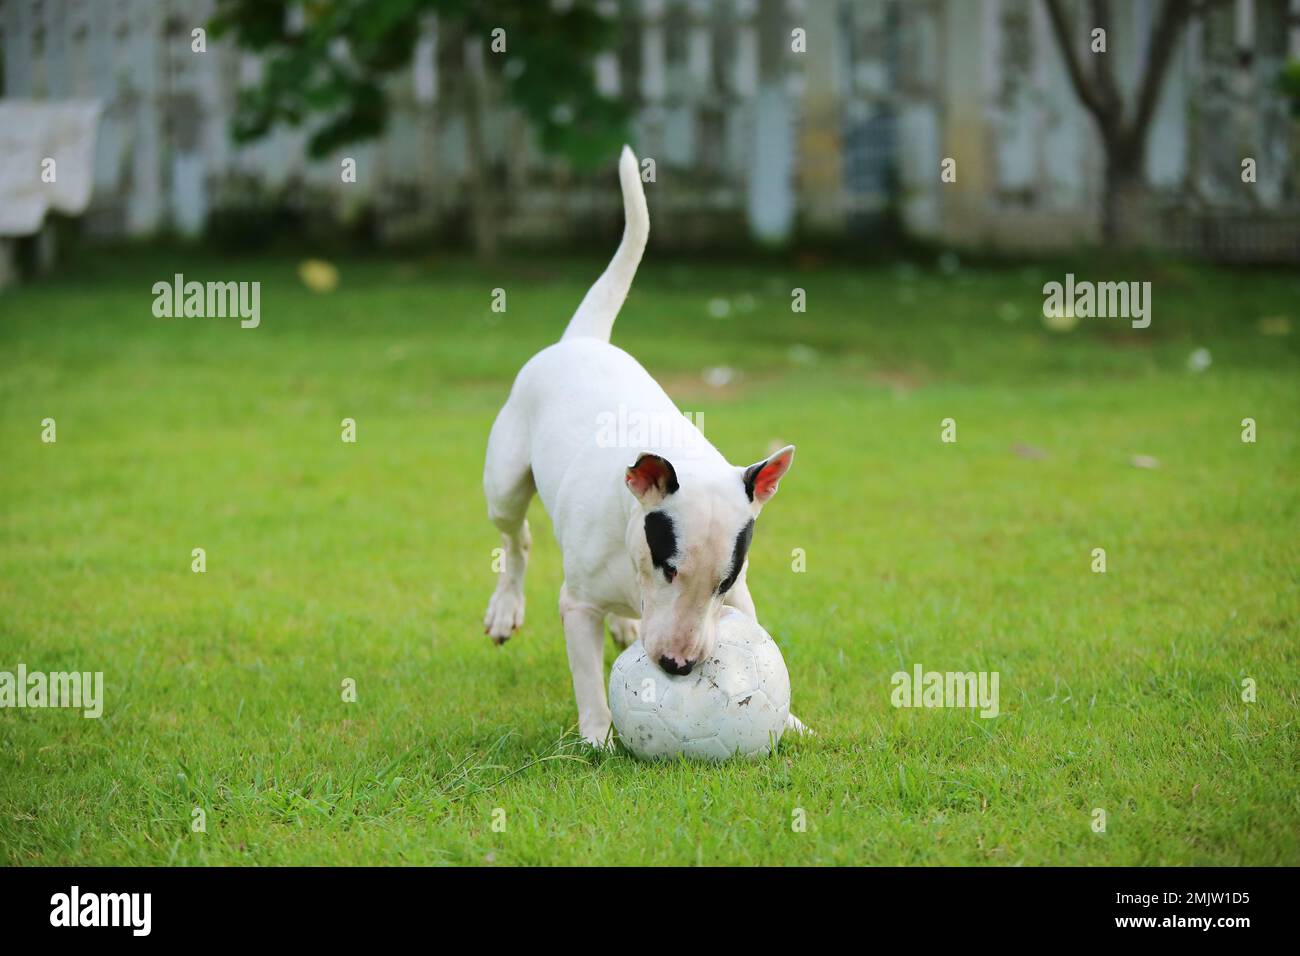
[608,607,790,761]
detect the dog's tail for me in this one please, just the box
[561,145,648,343]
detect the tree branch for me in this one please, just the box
[1042,0,1114,129]
[1127,0,1194,149]
[1088,0,1125,119]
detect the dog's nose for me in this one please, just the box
[658,655,694,676]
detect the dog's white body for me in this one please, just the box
[483,146,807,746]
[496,341,725,618]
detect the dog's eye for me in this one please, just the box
[662,564,677,583]
[717,519,755,595]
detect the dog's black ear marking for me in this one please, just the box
[663,462,679,494]
[719,519,754,594]
[742,446,794,504]
[644,511,678,577]
[627,453,679,499]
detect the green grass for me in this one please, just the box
[1,249,1297,865]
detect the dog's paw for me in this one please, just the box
[483,586,525,644]
[579,719,615,750]
[606,614,639,649]
[785,712,814,737]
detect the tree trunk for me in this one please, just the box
[1042,0,1211,250]
[1101,142,1149,248]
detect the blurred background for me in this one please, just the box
[2,0,1298,269]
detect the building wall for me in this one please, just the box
[2,0,1296,255]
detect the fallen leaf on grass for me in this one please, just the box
[1013,443,1048,460]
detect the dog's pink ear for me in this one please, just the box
[743,445,795,505]
[626,453,679,505]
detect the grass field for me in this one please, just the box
[1,248,1297,865]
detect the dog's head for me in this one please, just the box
[624,445,794,675]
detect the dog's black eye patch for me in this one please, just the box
[719,519,754,594]
[644,511,678,578]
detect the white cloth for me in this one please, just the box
[0,100,103,236]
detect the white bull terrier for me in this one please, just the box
[482,145,809,747]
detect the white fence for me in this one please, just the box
[2,0,1297,255]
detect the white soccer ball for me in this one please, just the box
[608,607,790,761]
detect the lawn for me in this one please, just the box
[1,248,1297,865]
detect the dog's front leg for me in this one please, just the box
[722,566,814,737]
[723,562,757,619]
[560,585,612,748]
